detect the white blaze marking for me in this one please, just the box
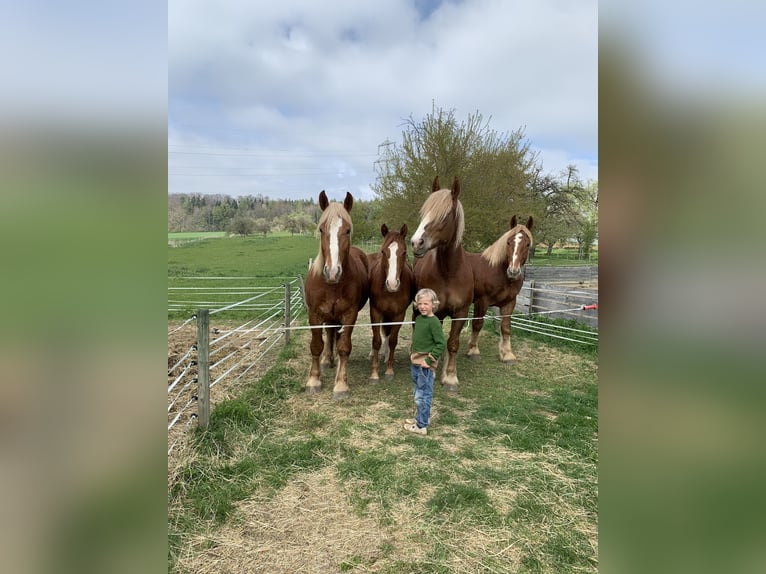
[411,215,431,246]
[328,217,342,270]
[511,232,523,269]
[386,242,399,287]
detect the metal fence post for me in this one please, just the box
[196,308,210,428]
[284,283,291,346]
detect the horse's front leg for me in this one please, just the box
[498,300,517,363]
[369,307,382,384]
[320,326,337,373]
[383,323,398,380]
[333,313,357,400]
[442,312,468,392]
[466,300,487,360]
[306,316,324,393]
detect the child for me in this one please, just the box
[404,288,446,436]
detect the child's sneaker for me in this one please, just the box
[403,422,427,435]
[405,418,416,425]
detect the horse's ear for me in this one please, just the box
[431,176,440,193]
[381,223,389,237]
[319,190,329,211]
[344,192,354,212]
[510,215,517,229]
[526,216,534,231]
[400,223,408,238]
[451,176,461,201]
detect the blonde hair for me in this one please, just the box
[309,202,352,278]
[419,188,465,249]
[482,224,533,267]
[415,288,440,312]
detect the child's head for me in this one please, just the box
[415,288,440,313]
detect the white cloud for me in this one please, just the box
[169,0,598,200]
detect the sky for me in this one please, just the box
[168,0,598,201]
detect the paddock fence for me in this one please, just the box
[168,277,305,456]
[167,266,597,456]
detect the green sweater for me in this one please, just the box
[411,314,446,368]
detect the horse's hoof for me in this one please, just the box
[305,386,322,394]
[384,373,395,381]
[442,383,458,392]
[467,354,481,361]
[333,390,351,400]
[368,378,379,385]
[501,359,516,365]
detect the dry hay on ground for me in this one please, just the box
[167,320,282,477]
[174,466,425,574]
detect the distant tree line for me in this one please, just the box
[168,105,597,256]
[167,192,385,241]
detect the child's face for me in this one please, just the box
[417,296,434,315]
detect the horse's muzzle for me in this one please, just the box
[506,267,521,280]
[411,237,428,258]
[385,279,401,292]
[324,264,342,283]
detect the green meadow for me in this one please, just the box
[168,232,598,572]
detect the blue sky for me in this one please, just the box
[169,0,598,201]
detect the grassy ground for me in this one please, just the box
[168,318,598,573]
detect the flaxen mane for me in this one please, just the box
[481,225,533,267]
[420,188,465,248]
[309,202,353,277]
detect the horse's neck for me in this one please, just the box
[434,243,466,274]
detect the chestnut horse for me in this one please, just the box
[466,215,533,363]
[366,223,415,383]
[410,176,474,391]
[304,190,370,399]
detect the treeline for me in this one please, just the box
[167,192,386,241]
[168,106,598,255]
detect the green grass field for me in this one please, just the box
[168,233,598,572]
[168,235,319,318]
[168,234,317,277]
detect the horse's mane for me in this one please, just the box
[309,202,352,277]
[482,225,533,267]
[420,188,465,248]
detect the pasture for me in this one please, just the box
[168,233,598,572]
[168,323,597,573]
[168,235,317,318]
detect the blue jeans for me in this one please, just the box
[410,364,434,429]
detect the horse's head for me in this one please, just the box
[315,190,354,284]
[379,223,408,292]
[410,176,465,258]
[505,215,534,280]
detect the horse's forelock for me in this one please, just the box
[419,189,464,247]
[482,225,532,267]
[310,202,352,277]
[318,202,351,229]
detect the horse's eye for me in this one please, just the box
[345,229,351,235]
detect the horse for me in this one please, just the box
[410,176,474,391]
[466,215,533,363]
[304,190,370,399]
[366,223,415,383]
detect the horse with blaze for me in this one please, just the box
[410,176,474,392]
[466,215,533,363]
[304,191,370,399]
[366,223,415,383]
